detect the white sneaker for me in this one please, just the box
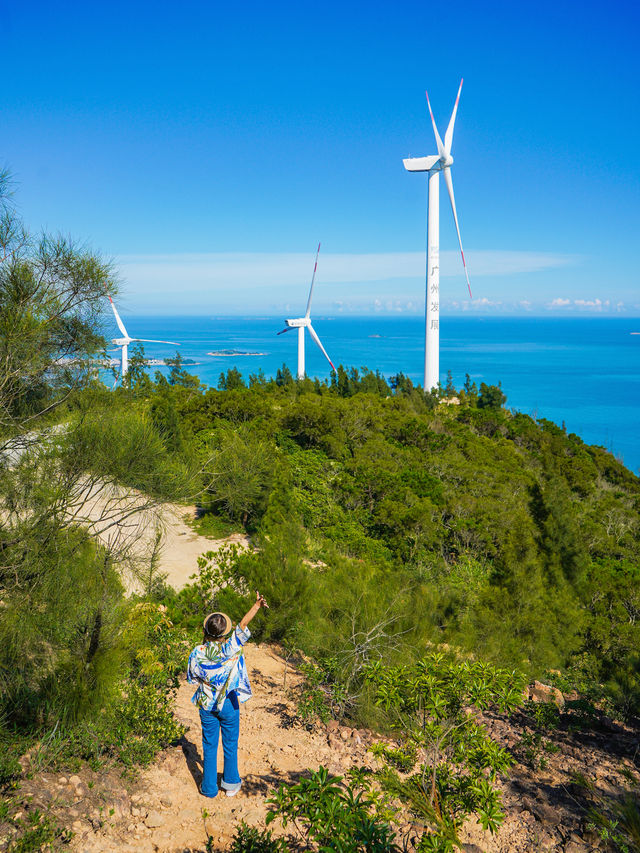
[222,782,242,797]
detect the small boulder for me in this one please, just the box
[529,681,565,709]
[68,774,82,787]
[328,734,343,750]
[145,810,165,828]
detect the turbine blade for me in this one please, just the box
[132,339,181,345]
[305,242,321,318]
[442,167,472,299]
[444,78,463,155]
[307,324,335,370]
[277,327,293,335]
[425,90,445,157]
[108,296,129,338]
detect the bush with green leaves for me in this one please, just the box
[4,808,73,853]
[364,654,525,850]
[266,766,400,853]
[370,741,417,774]
[227,821,288,853]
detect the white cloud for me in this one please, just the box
[574,298,603,308]
[546,297,622,313]
[115,250,579,313]
[472,297,502,306]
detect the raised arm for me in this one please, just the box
[239,590,269,631]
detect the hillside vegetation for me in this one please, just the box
[131,362,639,722]
[1,175,639,851]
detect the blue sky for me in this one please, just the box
[3,0,639,316]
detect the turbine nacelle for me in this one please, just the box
[284,317,311,328]
[403,154,453,173]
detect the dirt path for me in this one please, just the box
[67,644,375,853]
[150,505,248,592]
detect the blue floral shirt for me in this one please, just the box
[187,625,253,710]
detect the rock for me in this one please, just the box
[339,728,350,741]
[131,807,140,817]
[565,840,589,853]
[532,800,560,825]
[72,821,83,831]
[59,776,68,785]
[159,793,173,807]
[68,774,82,787]
[326,719,339,732]
[145,810,165,828]
[75,782,89,797]
[529,681,565,709]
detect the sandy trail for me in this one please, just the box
[145,504,248,592]
[74,486,248,592]
[69,644,374,853]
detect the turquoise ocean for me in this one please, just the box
[122,316,640,474]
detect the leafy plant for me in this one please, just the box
[266,766,400,853]
[6,808,73,852]
[364,654,524,848]
[370,741,417,774]
[228,821,288,853]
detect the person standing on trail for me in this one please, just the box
[187,591,269,799]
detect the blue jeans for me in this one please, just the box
[198,692,241,798]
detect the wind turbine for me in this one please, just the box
[403,79,473,391]
[277,243,335,379]
[107,296,179,383]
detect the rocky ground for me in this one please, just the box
[6,644,639,853]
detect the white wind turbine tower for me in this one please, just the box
[404,79,473,391]
[277,243,335,379]
[108,296,179,383]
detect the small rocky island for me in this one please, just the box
[207,349,267,356]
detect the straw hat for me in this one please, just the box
[203,612,233,639]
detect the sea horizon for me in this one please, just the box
[112,315,640,475]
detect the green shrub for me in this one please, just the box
[7,808,72,852]
[365,654,525,848]
[266,766,399,853]
[370,741,417,774]
[228,821,288,853]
